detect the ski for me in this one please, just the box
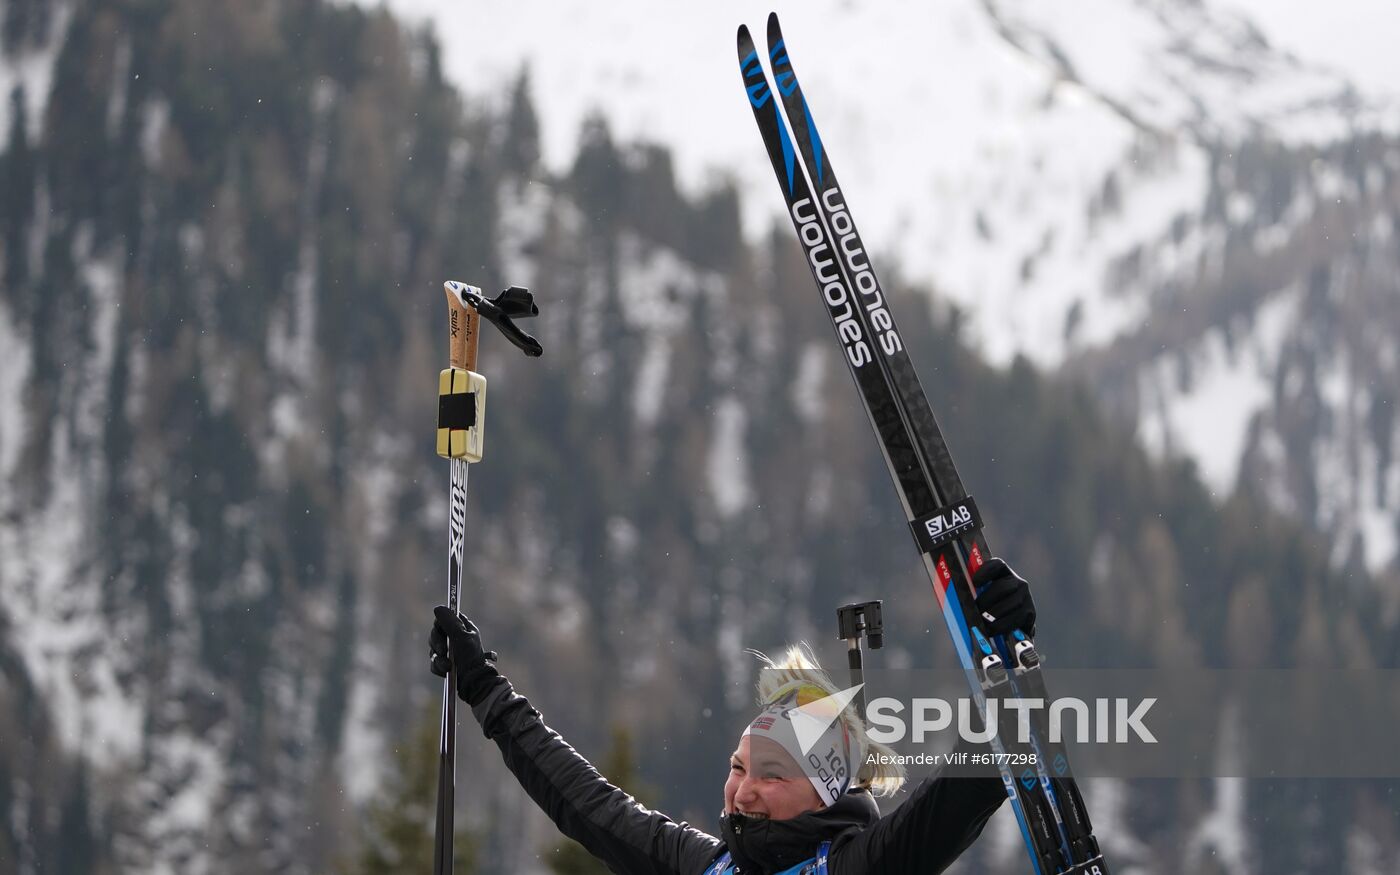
[737,14,1110,875]
[737,23,1062,875]
[761,15,1110,874]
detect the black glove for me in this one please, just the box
[429,606,501,706]
[972,558,1036,638]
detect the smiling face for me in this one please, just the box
[723,734,825,821]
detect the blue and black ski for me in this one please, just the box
[737,14,1110,875]
[761,14,1109,873]
[765,14,1110,872]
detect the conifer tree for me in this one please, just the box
[503,68,541,181]
[344,702,476,875]
[1,85,32,298]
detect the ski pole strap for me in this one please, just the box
[445,281,543,359]
[909,497,983,554]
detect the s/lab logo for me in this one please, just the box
[911,498,982,554]
[924,504,972,539]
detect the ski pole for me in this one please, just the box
[434,281,541,875]
[836,600,883,722]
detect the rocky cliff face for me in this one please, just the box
[965,2,1392,577]
[988,0,1400,573]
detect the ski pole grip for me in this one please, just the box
[445,284,482,372]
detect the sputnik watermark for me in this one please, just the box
[784,684,1157,754]
[865,696,1157,745]
[761,669,1400,778]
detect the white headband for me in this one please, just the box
[742,681,858,807]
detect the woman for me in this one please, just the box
[429,558,1036,874]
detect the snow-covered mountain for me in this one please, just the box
[385,0,1400,570]
[380,0,1391,363]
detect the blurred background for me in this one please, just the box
[1,0,1399,872]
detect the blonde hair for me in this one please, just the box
[751,644,906,796]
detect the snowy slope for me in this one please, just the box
[377,0,1393,361]
[377,0,1400,569]
[383,0,1125,360]
[988,0,1380,144]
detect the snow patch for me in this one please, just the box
[1355,445,1398,571]
[611,234,725,427]
[707,396,751,519]
[141,99,170,168]
[0,238,146,768]
[0,298,31,480]
[1184,702,1251,871]
[1140,334,1264,494]
[0,2,73,148]
[1082,777,1152,863]
[264,80,335,473]
[633,337,670,427]
[1139,284,1299,495]
[791,343,826,424]
[1346,823,1392,874]
[0,413,146,766]
[1308,349,1400,570]
[75,242,121,426]
[353,434,406,551]
[340,648,383,801]
[138,730,229,875]
[615,235,711,333]
[497,177,553,291]
[1251,422,1295,516]
[607,516,640,561]
[105,35,132,139]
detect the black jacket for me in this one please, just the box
[471,676,1006,874]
